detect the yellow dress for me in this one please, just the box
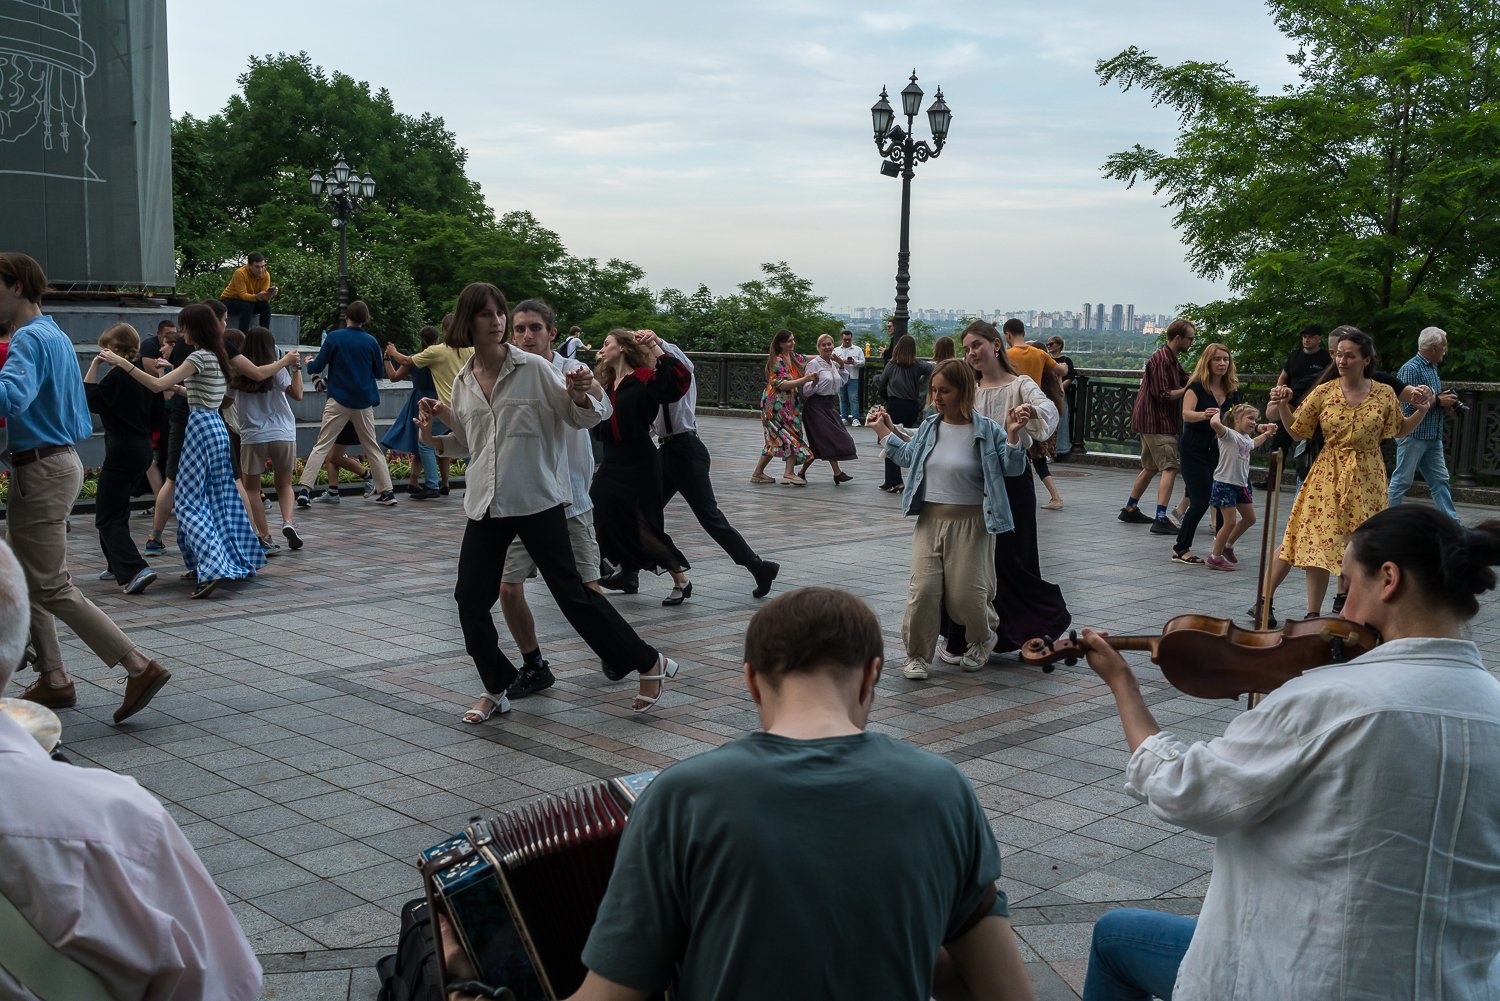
[1278,380,1402,573]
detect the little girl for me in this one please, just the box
[1205,403,1278,572]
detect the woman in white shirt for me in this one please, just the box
[796,333,858,484]
[1076,504,1500,1001]
[419,283,680,719]
[234,326,304,553]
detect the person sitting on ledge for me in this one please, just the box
[441,586,1035,1001]
[1074,504,1500,1001]
[219,252,277,332]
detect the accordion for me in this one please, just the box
[420,771,659,1001]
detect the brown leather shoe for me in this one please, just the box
[20,675,76,710]
[114,661,171,724]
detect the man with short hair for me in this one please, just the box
[1271,324,1331,465]
[555,588,1032,1001]
[558,324,588,359]
[833,329,865,424]
[1003,318,1057,385]
[0,539,261,998]
[299,299,398,506]
[219,252,277,332]
[0,252,172,722]
[1388,326,1460,520]
[1120,318,1195,533]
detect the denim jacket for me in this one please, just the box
[881,413,1026,533]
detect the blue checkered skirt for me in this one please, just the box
[177,408,267,582]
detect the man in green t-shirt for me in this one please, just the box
[482,587,1032,1001]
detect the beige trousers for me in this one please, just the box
[297,399,393,492]
[7,450,135,672]
[902,503,998,664]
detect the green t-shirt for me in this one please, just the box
[581,730,1007,1000]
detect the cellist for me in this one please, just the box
[1073,506,1500,1001]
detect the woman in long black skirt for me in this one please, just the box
[796,333,858,484]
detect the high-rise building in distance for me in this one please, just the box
[1111,303,1125,331]
[1083,303,1093,330]
[1095,303,1106,331]
[1126,304,1135,334]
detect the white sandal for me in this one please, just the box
[631,657,680,714]
[462,691,510,724]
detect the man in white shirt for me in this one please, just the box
[832,329,865,425]
[499,300,611,698]
[0,539,262,999]
[650,335,780,599]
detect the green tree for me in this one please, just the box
[658,263,842,353]
[1098,1,1500,378]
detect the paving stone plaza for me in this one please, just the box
[24,415,1500,1000]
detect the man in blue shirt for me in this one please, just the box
[296,299,397,507]
[0,253,171,722]
[1389,326,1459,520]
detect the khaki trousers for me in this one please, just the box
[7,450,135,672]
[902,503,998,664]
[297,399,393,492]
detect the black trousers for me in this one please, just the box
[1174,447,1216,555]
[883,397,921,487]
[96,435,153,583]
[163,405,189,479]
[660,432,758,568]
[223,297,271,332]
[455,505,658,694]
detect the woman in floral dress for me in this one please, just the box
[1262,327,1431,619]
[750,328,818,486]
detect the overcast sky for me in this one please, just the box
[166,1,1299,318]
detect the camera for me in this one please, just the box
[1451,398,1470,413]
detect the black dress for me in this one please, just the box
[591,356,693,574]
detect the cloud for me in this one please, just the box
[859,11,917,33]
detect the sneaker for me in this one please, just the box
[96,568,115,581]
[1150,517,1179,535]
[1223,545,1237,565]
[508,662,556,699]
[122,567,157,595]
[935,645,963,666]
[1247,599,1278,628]
[143,536,165,555]
[260,536,282,557]
[410,487,441,500]
[137,506,154,518]
[295,486,311,508]
[901,658,930,680]
[1118,506,1153,524]
[363,475,376,498]
[314,489,341,504]
[1330,592,1347,615]
[282,523,304,550]
[373,489,398,507]
[1205,554,1235,571]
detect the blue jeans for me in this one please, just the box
[1082,908,1195,1001]
[838,378,860,421]
[1388,435,1458,520]
[416,439,440,490]
[1057,402,1071,455]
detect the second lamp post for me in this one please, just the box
[309,152,376,328]
[871,71,951,345]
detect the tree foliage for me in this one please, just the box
[1099,1,1500,378]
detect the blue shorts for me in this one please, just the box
[1210,481,1252,508]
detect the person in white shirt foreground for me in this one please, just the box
[1075,504,1500,1001]
[418,283,679,718]
[0,538,261,999]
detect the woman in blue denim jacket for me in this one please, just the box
[868,359,1029,680]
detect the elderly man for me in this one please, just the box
[1388,326,1460,520]
[0,539,262,998]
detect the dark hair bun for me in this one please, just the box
[1351,509,1500,620]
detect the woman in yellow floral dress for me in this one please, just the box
[1262,328,1431,618]
[750,329,818,485]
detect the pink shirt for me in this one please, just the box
[0,715,261,1000]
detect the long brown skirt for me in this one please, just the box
[802,394,857,461]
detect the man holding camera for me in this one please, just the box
[219,252,277,332]
[1388,326,1460,520]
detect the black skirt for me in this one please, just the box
[802,394,857,461]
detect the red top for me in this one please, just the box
[1131,344,1187,436]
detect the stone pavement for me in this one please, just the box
[22,415,1500,1000]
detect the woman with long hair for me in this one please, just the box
[1076,505,1500,1001]
[418,284,680,718]
[592,329,694,606]
[875,334,934,493]
[100,304,272,598]
[935,320,1071,661]
[84,323,161,594]
[751,328,817,485]
[381,324,444,499]
[920,337,956,421]
[1171,342,1241,566]
[234,326,305,552]
[1261,327,1430,618]
[794,333,858,485]
[867,359,1029,679]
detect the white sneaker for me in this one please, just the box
[936,645,963,666]
[901,657,930,680]
[960,633,998,672]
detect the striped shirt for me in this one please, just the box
[1130,345,1188,436]
[185,350,227,410]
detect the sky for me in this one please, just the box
[166,1,1301,319]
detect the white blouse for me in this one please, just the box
[801,356,848,398]
[974,376,1057,451]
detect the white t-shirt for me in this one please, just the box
[235,368,296,444]
[922,421,984,505]
[558,335,584,359]
[1213,426,1254,487]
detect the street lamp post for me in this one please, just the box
[871,70,951,345]
[308,152,376,328]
